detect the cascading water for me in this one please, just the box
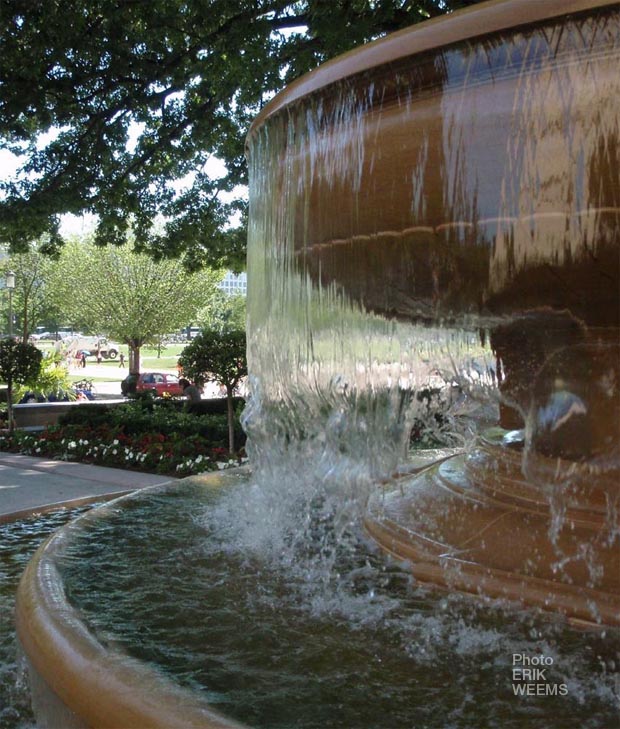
[14,2,620,727]
[242,0,620,619]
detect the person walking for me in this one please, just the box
[119,352,125,367]
[179,378,202,413]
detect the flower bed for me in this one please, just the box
[0,403,246,477]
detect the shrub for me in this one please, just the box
[0,338,43,431]
[14,350,74,402]
[0,421,245,477]
[57,399,246,448]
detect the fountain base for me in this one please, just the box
[365,441,620,628]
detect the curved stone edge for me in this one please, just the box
[247,0,618,137]
[15,477,248,729]
[0,491,133,525]
[364,504,620,631]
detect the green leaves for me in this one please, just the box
[47,237,222,345]
[0,339,43,386]
[0,0,483,264]
[178,324,247,452]
[179,327,247,390]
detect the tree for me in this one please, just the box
[197,289,246,331]
[0,0,483,266]
[5,244,61,343]
[179,327,247,453]
[48,238,222,373]
[0,338,43,432]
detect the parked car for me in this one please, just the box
[31,327,80,341]
[121,372,183,397]
[30,330,55,341]
[179,326,201,340]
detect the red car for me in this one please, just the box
[133,372,183,397]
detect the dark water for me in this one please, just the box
[53,479,619,729]
[0,506,94,729]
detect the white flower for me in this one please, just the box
[68,441,76,449]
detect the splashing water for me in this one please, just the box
[241,3,620,602]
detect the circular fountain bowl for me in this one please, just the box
[248,0,620,327]
[15,474,246,729]
[15,475,620,729]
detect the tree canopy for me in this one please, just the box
[197,289,246,331]
[2,244,61,342]
[0,0,482,268]
[48,237,222,371]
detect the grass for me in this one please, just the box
[141,344,185,370]
[36,341,189,372]
[68,375,118,383]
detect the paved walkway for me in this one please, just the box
[0,451,175,519]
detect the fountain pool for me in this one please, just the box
[15,0,620,726]
[15,477,620,728]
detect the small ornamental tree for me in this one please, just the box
[179,328,247,454]
[0,339,43,432]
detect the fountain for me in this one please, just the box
[15,0,620,726]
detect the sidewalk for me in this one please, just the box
[0,451,175,520]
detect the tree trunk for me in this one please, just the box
[21,300,29,344]
[226,384,235,454]
[128,340,141,375]
[6,380,14,434]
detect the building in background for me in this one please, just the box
[218,271,247,297]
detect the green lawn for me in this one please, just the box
[36,341,189,371]
[141,344,185,370]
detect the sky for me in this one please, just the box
[0,125,241,238]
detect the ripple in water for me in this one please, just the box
[0,507,95,729]
[55,479,620,729]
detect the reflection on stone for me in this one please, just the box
[247,0,620,625]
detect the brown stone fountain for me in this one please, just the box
[248,0,620,626]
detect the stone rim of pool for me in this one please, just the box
[16,476,246,729]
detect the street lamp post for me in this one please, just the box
[5,270,15,338]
